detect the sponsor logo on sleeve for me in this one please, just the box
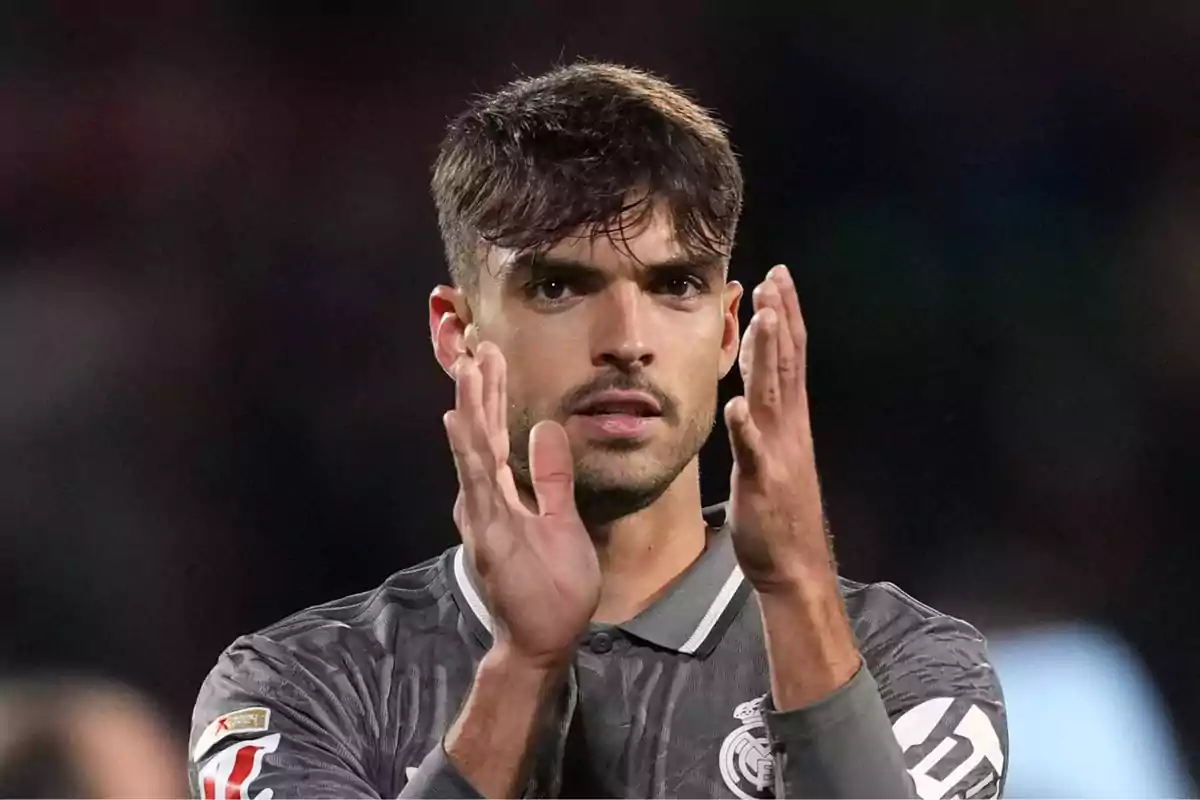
[719,695,775,800]
[893,698,1005,800]
[197,732,280,800]
[193,707,272,763]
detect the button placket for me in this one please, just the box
[588,631,614,654]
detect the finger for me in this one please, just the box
[443,409,493,521]
[754,276,796,402]
[744,308,781,419]
[495,346,508,438]
[454,354,484,421]
[769,264,807,383]
[456,354,499,465]
[528,419,577,518]
[725,396,763,475]
[476,343,509,462]
[476,343,500,432]
[452,491,466,536]
[738,322,753,385]
[475,344,524,510]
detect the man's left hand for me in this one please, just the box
[725,264,832,595]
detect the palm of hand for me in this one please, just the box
[725,266,829,591]
[445,343,600,664]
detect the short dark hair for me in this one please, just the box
[431,62,744,290]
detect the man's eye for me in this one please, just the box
[527,278,575,303]
[658,275,705,297]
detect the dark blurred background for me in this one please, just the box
[1,2,1196,796]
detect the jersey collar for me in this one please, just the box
[446,502,751,658]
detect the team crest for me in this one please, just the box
[719,695,774,799]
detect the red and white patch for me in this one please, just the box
[197,733,280,800]
[194,707,271,762]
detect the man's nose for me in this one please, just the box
[592,284,654,371]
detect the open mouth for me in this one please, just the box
[571,391,663,438]
[577,403,660,418]
[573,392,663,418]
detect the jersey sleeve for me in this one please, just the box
[761,608,1008,799]
[189,634,380,799]
[876,611,1008,799]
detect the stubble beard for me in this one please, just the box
[507,403,716,530]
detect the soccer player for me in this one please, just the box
[190,62,1008,799]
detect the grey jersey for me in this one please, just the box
[190,504,1007,799]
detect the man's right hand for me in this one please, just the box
[437,342,599,797]
[443,340,600,668]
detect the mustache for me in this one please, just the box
[559,372,679,422]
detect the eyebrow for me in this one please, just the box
[498,252,726,284]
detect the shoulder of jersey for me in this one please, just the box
[248,550,454,649]
[839,577,985,642]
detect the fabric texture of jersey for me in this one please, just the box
[190,503,1008,799]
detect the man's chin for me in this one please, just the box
[574,451,667,486]
[573,478,669,528]
[571,458,683,526]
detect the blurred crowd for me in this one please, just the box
[0,3,1196,795]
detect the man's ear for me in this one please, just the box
[429,285,475,378]
[718,280,744,379]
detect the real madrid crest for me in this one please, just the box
[719,695,775,799]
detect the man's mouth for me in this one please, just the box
[573,391,663,418]
[570,390,664,439]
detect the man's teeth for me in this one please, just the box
[586,405,647,416]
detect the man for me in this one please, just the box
[190,62,1007,799]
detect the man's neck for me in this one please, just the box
[586,460,709,625]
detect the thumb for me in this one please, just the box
[528,419,577,518]
[725,396,762,475]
